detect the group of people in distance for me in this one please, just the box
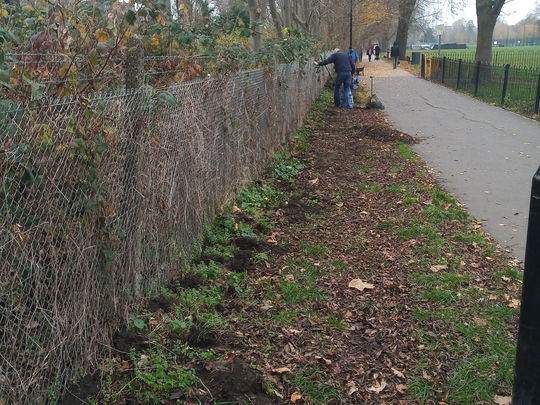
[313,42,401,109]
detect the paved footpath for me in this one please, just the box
[362,59,540,261]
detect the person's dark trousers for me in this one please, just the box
[392,56,398,69]
[334,71,352,108]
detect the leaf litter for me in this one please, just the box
[73,94,522,404]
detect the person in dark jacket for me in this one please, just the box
[314,49,355,108]
[374,44,381,60]
[390,42,400,69]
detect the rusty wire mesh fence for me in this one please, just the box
[0,61,328,404]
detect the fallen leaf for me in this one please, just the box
[346,381,358,395]
[396,384,407,393]
[422,371,432,380]
[271,367,291,374]
[232,205,242,214]
[508,299,520,308]
[367,379,387,394]
[430,264,448,273]
[494,395,512,405]
[391,367,405,378]
[308,178,319,185]
[290,391,302,403]
[348,278,374,291]
[501,276,511,282]
[137,354,150,367]
[476,318,488,326]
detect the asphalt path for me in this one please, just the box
[362,58,540,261]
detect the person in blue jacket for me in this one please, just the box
[314,48,355,108]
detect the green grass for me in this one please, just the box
[359,181,384,192]
[287,369,345,404]
[397,142,418,162]
[414,46,540,69]
[274,309,300,325]
[325,315,348,331]
[302,243,330,257]
[356,166,371,173]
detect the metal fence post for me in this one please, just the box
[512,167,540,404]
[473,60,481,97]
[122,35,145,297]
[421,54,425,78]
[501,64,510,106]
[456,59,462,90]
[535,72,540,115]
[441,56,446,84]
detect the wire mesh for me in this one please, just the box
[0,61,328,404]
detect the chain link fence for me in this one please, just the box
[0,60,328,404]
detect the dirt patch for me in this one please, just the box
[281,195,320,223]
[351,124,416,144]
[57,373,101,405]
[232,236,264,251]
[186,324,218,348]
[200,359,279,405]
[112,330,149,354]
[174,273,205,290]
[147,297,174,313]
[229,249,252,272]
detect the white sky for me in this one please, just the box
[444,0,538,25]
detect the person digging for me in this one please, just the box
[314,48,355,109]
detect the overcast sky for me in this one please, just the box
[443,0,537,25]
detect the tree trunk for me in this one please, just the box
[282,0,292,28]
[396,0,417,60]
[268,0,283,39]
[475,0,506,63]
[247,0,262,51]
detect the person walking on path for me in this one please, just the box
[390,42,400,69]
[314,48,355,108]
[359,47,363,63]
[374,44,381,60]
[367,46,373,62]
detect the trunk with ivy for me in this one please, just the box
[396,0,417,60]
[268,0,283,39]
[475,0,506,63]
[247,0,262,51]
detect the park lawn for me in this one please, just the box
[409,45,540,69]
[73,89,522,405]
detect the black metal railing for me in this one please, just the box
[423,56,540,116]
